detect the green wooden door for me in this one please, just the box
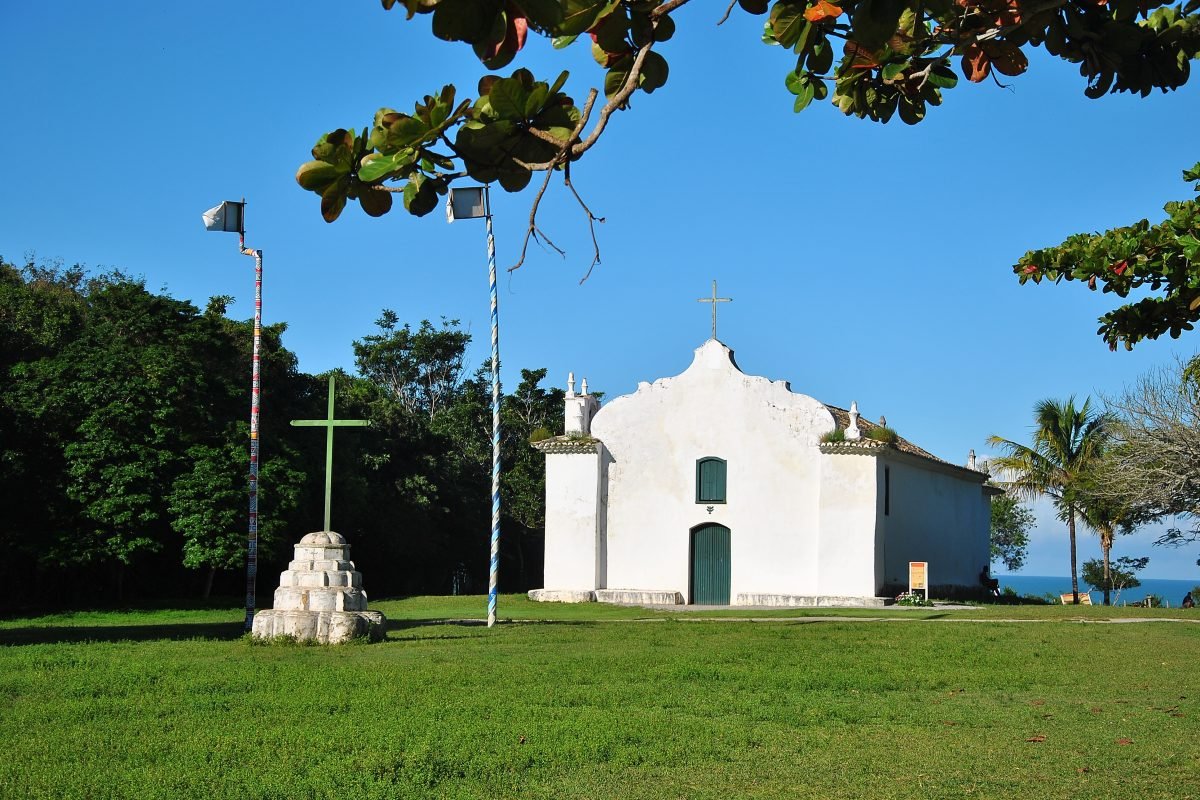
[690,524,731,605]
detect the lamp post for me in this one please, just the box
[202,199,262,633]
[446,186,502,628]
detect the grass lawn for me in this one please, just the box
[1,597,1197,799]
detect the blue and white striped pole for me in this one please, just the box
[447,185,502,627]
[486,201,501,628]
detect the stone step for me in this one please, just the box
[278,569,363,589]
[273,586,368,612]
[595,589,684,605]
[251,609,385,644]
[735,593,889,608]
[527,589,597,603]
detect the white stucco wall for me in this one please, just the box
[816,453,882,596]
[589,340,836,602]
[879,454,990,591]
[542,448,603,590]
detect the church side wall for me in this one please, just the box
[542,450,602,590]
[880,457,989,592]
[816,454,881,597]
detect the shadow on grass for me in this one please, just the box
[386,618,487,631]
[384,618,628,631]
[0,622,245,646]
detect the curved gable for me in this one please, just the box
[591,339,836,446]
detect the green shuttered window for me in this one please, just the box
[696,457,727,503]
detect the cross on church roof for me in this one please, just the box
[291,375,370,532]
[696,280,732,340]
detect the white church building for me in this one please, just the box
[530,338,994,607]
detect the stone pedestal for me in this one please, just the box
[251,531,386,644]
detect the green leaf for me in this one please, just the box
[311,129,356,170]
[433,0,503,43]
[806,38,833,75]
[385,115,429,149]
[1179,234,1200,261]
[320,181,349,223]
[602,54,635,100]
[793,80,815,112]
[489,77,529,120]
[785,70,806,95]
[653,15,676,42]
[928,64,958,89]
[881,62,905,81]
[769,2,809,48]
[525,83,549,117]
[548,70,570,96]
[592,7,630,52]
[497,162,533,192]
[897,96,925,125]
[851,0,907,51]
[403,178,439,216]
[358,185,394,217]
[762,21,780,46]
[739,0,770,13]
[639,51,669,93]
[470,11,510,63]
[295,161,343,193]
[357,150,416,183]
[511,0,563,32]
[552,34,580,48]
[604,63,631,99]
[558,0,618,36]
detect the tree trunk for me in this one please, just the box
[1068,506,1079,604]
[1102,530,1113,606]
[202,566,216,600]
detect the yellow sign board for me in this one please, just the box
[909,561,928,592]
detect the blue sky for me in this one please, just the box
[4,2,1199,578]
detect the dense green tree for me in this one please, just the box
[988,397,1110,603]
[7,276,228,595]
[1082,555,1148,602]
[354,312,471,419]
[500,367,565,587]
[348,314,565,594]
[168,435,306,598]
[989,491,1034,572]
[0,262,561,607]
[1016,163,1200,350]
[0,259,89,578]
[0,260,313,605]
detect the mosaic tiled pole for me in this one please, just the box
[240,231,262,634]
[486,204,501,629]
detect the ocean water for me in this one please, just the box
[996,574,1199,606]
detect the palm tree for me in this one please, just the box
[1075,455,1146,605]
[987,397,1109,604]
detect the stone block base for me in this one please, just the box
[596,589,684,605]
[735,593,889,608]
[251,609,387,644]
[527,589,597,603]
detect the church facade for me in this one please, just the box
[530,339,994,607]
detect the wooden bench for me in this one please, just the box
[1060,592,1092,605]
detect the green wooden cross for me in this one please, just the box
[291,375,369,532]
